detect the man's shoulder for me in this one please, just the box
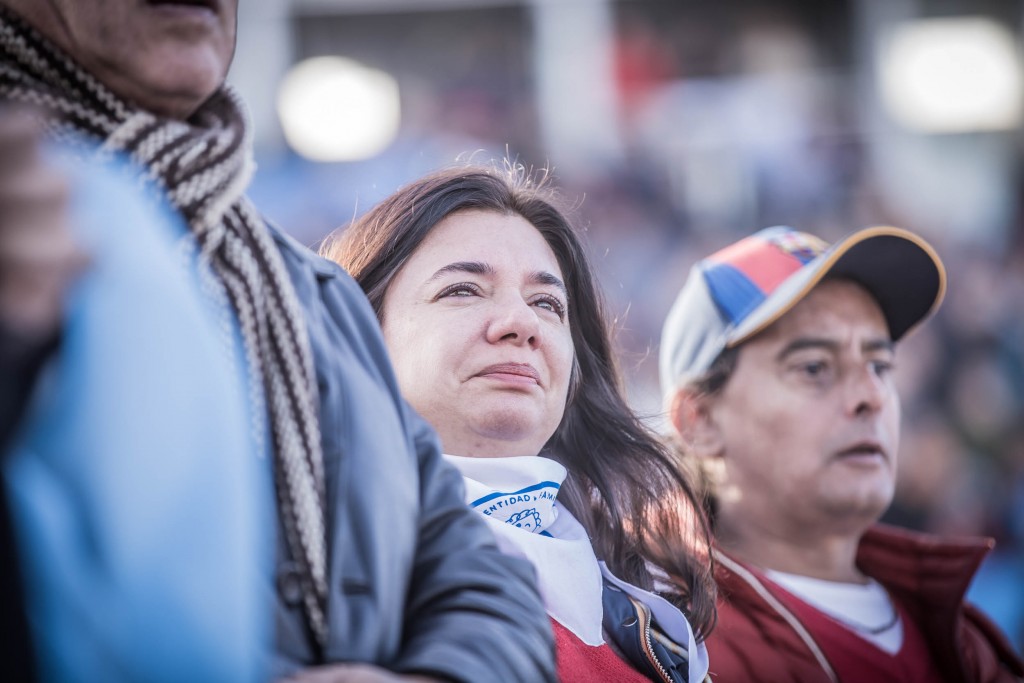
[265,221,341,277]
[259,217,397,387]
[263,219,371,302]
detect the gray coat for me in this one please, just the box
[268,228,556,682]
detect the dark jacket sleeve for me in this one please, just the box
[392,402,557,683]
[0,323,58,452]
[0,323,50,681]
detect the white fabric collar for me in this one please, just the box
[445,454,605,645]
[765,569,903,653]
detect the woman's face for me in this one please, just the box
[381,209,575,458]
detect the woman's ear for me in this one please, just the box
[668,388,725,460]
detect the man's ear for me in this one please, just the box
[668,388,725,460]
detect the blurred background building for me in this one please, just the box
[231,0,1024,651]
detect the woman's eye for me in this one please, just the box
[533,295,567,321]
[437,283,480,299]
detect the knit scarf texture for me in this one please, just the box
[0,8,329,647]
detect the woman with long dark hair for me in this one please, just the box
[322,164,716,682]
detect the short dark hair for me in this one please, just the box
[676,346,740,527]
[689,346,740,400]
[322,164,717,638]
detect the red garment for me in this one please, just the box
[770,579,943,683]
[551,618,652,683]
[705,524,1024,683]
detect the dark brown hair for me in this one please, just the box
[321,164,716,637]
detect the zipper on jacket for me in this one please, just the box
[629,595,673,683]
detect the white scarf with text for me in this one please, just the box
[444,455,605,645]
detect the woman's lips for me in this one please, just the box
[476,363,541,385]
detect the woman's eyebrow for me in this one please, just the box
[426,261,494,282]
[530,271,567,298]
[426,262,567,297]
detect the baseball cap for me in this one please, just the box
[659,226,947,396]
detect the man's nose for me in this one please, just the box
[845,364,888,417]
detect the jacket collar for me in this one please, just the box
[712,524,999,683]
[267,219,340,280]
[855,523,993,609]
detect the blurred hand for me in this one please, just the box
[0,108,84,344]
[280,663,446,683]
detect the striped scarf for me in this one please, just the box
[0,7,329,647]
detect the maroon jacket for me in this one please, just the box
[706,524,1024,683]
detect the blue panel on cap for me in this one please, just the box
[702,262,766,326]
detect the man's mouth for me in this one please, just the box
[836,441,887,461]
[147,0,218,12]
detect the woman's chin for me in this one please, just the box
[445,414,555,458]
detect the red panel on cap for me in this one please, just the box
[708,237,804,295]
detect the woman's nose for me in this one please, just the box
[485,296,541,348]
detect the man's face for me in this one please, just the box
[704,279,901,538]
[10,0,237,119]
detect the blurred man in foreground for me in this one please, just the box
[660,226,1024,682]
[0,1,554,681]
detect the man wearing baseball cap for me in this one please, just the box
[660,226,1023,682]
